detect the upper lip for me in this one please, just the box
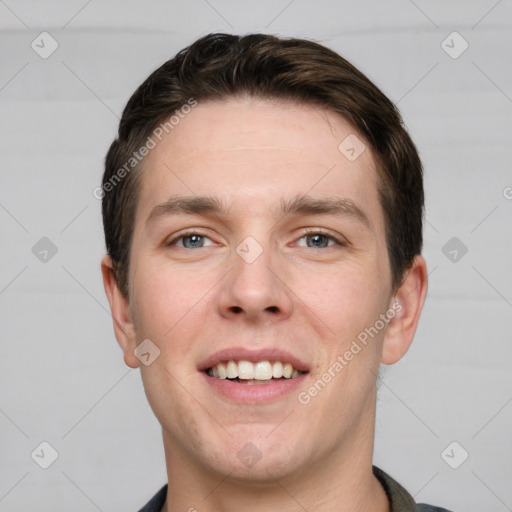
[198,347,310,373]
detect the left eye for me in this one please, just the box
[296,232,338,249]
[169,233,215,249]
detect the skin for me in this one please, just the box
[102,96,428,512]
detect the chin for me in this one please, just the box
[198,425,311,482]
[213,449,305,484]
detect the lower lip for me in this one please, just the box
[200,372,308,404]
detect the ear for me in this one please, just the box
[381,255,428,365]
[101,255,140,368]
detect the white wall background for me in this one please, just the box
[1,1,511,511]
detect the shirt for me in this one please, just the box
[136,465,453,512]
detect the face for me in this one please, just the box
[108,97,419,483]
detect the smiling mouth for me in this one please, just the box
[205,360,305,384]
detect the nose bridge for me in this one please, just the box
[217,233,293,320]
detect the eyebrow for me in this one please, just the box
[146,194,372,230]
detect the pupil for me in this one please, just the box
[185,235,203,248]
[309,234,327,248]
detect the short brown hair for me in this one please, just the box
[102,32,424,297]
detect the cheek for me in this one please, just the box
[128,255,211,342]
[291,261,388,343]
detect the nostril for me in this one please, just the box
[228,305,279,314]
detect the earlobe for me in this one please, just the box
[381,255,428,365]
[101,255,140,369]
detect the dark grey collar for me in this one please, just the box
[136,467,452,512]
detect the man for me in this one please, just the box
[100,33,452,512]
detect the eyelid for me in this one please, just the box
[165,229,216,247]
[297,227,348,247]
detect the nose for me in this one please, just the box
[216,239,294,324]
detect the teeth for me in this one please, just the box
[272,361,283,378]
[207,360,304,380]
[217,362,227,379]
[238,360,254,380]
[254,361,272,380]
[226,360,238,379]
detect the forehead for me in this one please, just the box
[148,96,366,164]
[135,96,383,231]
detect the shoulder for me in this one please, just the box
[417,505,454,512]
[373,466,453,512]
[136,483,167,512]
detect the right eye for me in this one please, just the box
[166,232,216,249]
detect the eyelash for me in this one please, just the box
[166,228,346,249]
